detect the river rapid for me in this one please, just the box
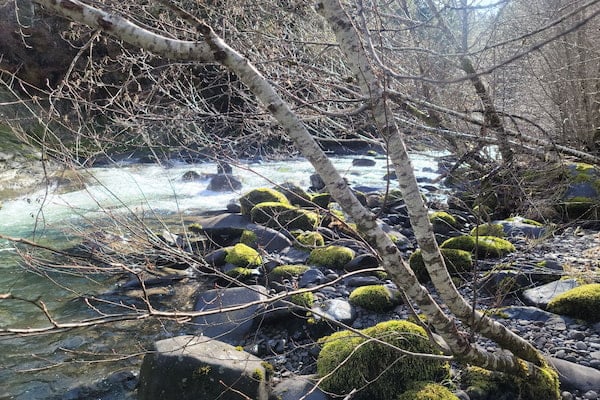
[0,153,444,399]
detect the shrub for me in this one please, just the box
[348,285,398,312]
[409,248,473,283]
[547,283,600,322]
[239,188,289,215]
[250,201,319,231]
[440,235,515,258]
[308,245,355,269]
[224,243,262,267]
[317,320,449,400]
[397,381,459,400]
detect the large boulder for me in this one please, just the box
[193,285,268,344]
[137,336,270,400]
[207,174,242,192]
[521,278,579,309]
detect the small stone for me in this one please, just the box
[561,391,574,400]
[584,390,599,400]
[576,341,588,350]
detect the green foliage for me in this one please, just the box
[239,188,290,215]
[293,231,324,248]
[289,291,315,308]
[440,235,515,258]
[224,243,262,267]
[308,245,355,269]
[317,320,449,400]
[348,285,398,312]
[250,201,319,231]
[546,283,600,322]
[397,381,459,400]
[409,248,473,283]
[461,363,560,400]
[469,223,505,237]
[269,264,310,282]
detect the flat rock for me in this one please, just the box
[546,356,600,392]
[193,285,268,344]
[272,375,328,400]
[138,336,269,400]
[521,278,579,309]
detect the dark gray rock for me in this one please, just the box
[546,356,600,392]
[309,174,325,191]
[193,285,268,344]
[498,217,546,239]
[352,158,376,167]
[521,279,579,309]
[344,253,379,272]
[181,170,202,182]
[271,375,328,400]
[207,174,242,192]
[138,336,269,400]
[299,268,327,287]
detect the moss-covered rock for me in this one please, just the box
[277,182,313,207]
[269,264,310,282]
[546,283,600,322]
[250,201,319,231]
[409,248,473,283]
[440,235,515,258]
[397,381,460,400]
[239,188,290,215]
[311,193,332,208]
[469,223,505,238]
[224,243,262,267]
[317,320,449,400]
[461,362,560,400]
[289,291,315,308]
[240,230,258,247]
[348,285,399,312]
[293,231,325,248]
[429,211,458,233]
[224,267,257,280]
[308,245,355,269]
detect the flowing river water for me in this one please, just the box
[0,153,444,399]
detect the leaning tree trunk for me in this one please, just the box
[34,0,556,387]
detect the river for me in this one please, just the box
[0,153,444,399]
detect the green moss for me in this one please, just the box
[294,231,324,248]
[277,183,312,206]
[348,285,398,312]
[269,264,310,282]
[429,211,458,227]
[317,320,449,400]
[308,245,355,269]
[250,201,319,231]
[505,217,543,227]
[547,283,600,322]
[440,235,515,258]
[188,223,203,233]
[311,193,332,208]
[461,362,559,400]
[366,150,378,156]
[239,188,290,215]
[289,291,315,308]
[240,230,258,247]
[563,196,598,219]
[470,223,505,237]
[575,162,595,172]
[252,368,264,381]
[409,248,473,283]
[397,381,459,400]
[224,243,262,267]
[224,267,256,279]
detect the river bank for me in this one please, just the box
[1,150,599,399]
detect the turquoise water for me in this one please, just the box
[0,154,444,398]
